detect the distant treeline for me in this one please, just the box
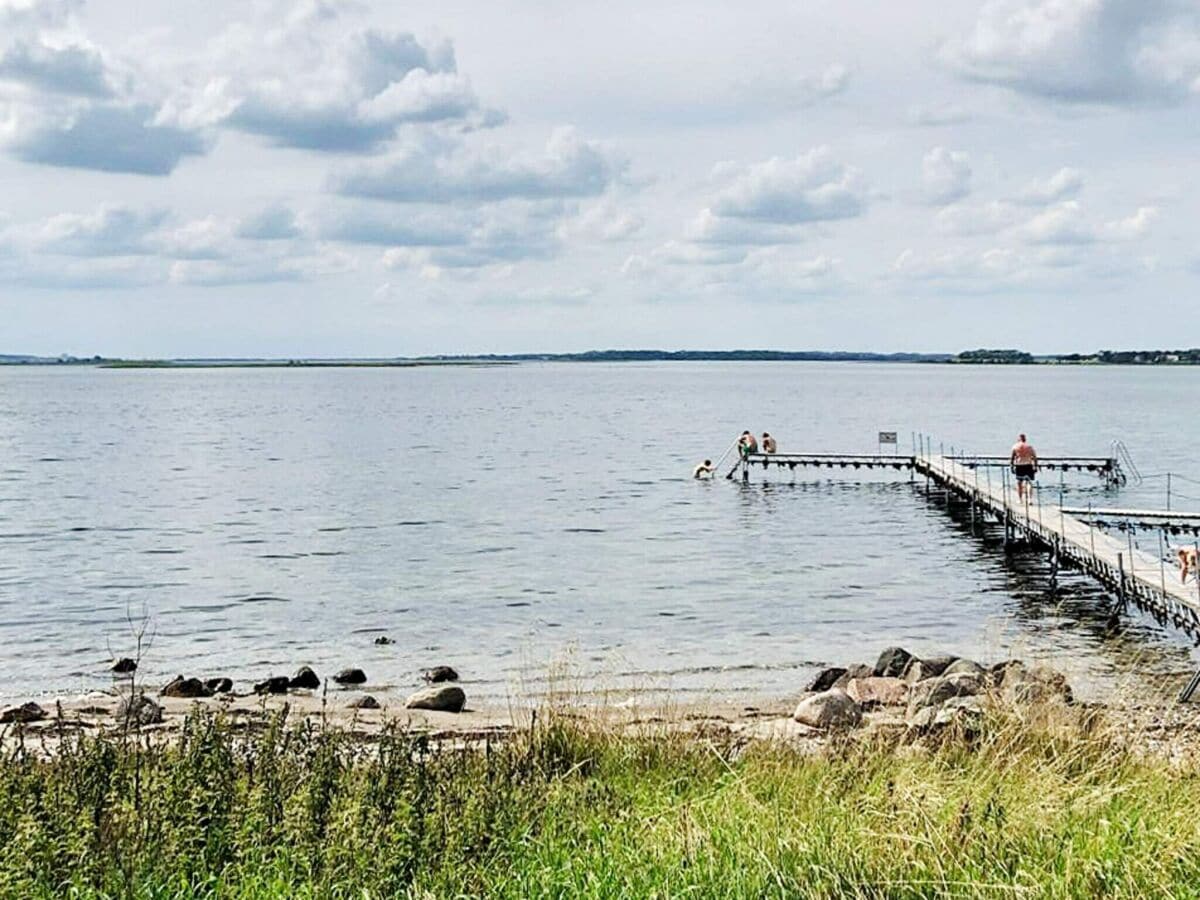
[424,350,953,363]
[952,348,1200,365]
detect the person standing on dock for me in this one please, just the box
[1010,433,1038,502]
[761,432,777,454]
[738,431,758,459]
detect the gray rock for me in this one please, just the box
[942,658,986,677]
[845,676,908,708]
[792,688,862,730]
[110,657,137,674]
[831,664,875,689]
[907,673,983,718]
[405,685,466,713]
[804,666,847,693]
[874,647,914,678]
[347,695,381,710]
[423,665,459,684]
[161,676,212,699]
[0,701,47,724]
[934,696,985,729]
[205,677,233,694]
[117,694,163,727]
[289,666,320,690]
[254,676,290,695]
[904,654,957,680]
[999,663,1073,705]
[333,668,367,685]
[374,636,394,645]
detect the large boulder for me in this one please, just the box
[907,673,983,718]
[904,654,957,682]
[405,685,466,713]
[874,647,914,678]
[845,676,909,709]
[792,689,862,730]
[289,666,320,690]
[117,694,163,727]
[423,665,459,684]
[333,668,367,686]
[205,677,233,694]
[998,663,1073,705]
[804,667,847,693]
[254,676,290,695]
[161,676,212,699]
[1,701,47,724]
[942,658,986,677]
[831,664,875,689]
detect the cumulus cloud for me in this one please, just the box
[557,198,643,242]
[1017,167,1084,204]
[709,146,867,224]
[942,0,1200,105]
[920,146,972,205]
[335,127,627,204]
[236,206,302,241]
[9,204,166,256]
[0,38,112,97]
[1020,200,1157,244]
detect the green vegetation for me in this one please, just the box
[952,349,1035,364]
[2,705,1199,898]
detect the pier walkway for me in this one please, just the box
[914,452,1200,637]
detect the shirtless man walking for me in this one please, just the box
[1010,433,1038,502]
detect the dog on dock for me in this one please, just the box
[1178,547,1199,583]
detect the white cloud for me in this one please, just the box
[735,63,851,111]
[920,146,972,205]
[1020,200,1157,244]
[942,0,1200,105]
[557,198,643,242]
[709,146,867,224]
[334,127,628,204]
[1017,167,1084,204]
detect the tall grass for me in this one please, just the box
[1,703,1198,898]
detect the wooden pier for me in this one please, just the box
[723,442,1200,651]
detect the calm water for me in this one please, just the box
[2,362,1200,704]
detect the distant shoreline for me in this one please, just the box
[3,348,1200,367]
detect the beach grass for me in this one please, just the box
[2,704,1199,898]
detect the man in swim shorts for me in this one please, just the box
[1010,433,1038,502]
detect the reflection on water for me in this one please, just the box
[1,361,1199,703]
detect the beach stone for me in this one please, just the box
[205,677,233,694]
[942,658,986,677]
[1,701,47,724]
[804,667,847,693]
[845,676,909,709]
[423,665,459,683]
[333,668,367,685]
[907,673,983,718]
[161,676,212,699]
[347,695,381,710]
[289,666,320,690]
[254,676,290,695]
[117,694,163,727]
[405,685,466,713]
[933,697,986,730]
[903,654,957,682]
[110,657,137,674]
[374,636,394,645]
[874,647,914,678]
[792,689,862,730]
[831,664,874,689]
[999,663,1072,705]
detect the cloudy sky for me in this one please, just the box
[1,0,1198,356]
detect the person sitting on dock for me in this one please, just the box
[761,432,777,454]
[738,431,758,459]
[693,459,715,479]
[1010,433,1038,501]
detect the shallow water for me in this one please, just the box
[2,362,1199,703]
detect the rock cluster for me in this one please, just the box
[794,647,1073,733]
[1,701,47,724]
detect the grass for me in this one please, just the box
[1,703,1199,898]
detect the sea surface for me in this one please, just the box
[2,362,1200,704]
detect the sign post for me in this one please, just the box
[878,431,898,456]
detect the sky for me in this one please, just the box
[1,0,1198,357]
